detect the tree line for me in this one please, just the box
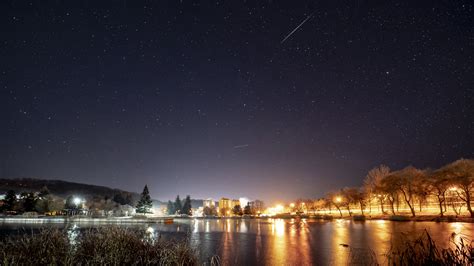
[294,158,474,218]
[166,195,192,215]
[1,186,136,215]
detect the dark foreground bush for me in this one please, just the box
[0,227,207,265]
[0,229,71,265]
[385,230,473,265]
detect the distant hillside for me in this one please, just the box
[0,178,205,208]
[0,178,163,205]
[0,178,135,198]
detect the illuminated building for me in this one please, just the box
[219,198,232,216]
[232,199,240,208]
[203,198,215,208]
[218,197,241,216]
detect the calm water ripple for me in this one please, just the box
[1,218,472,265]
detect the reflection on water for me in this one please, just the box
[332,219,349,265]
[269,219,285,264]
[371,219,391,263]
[1,218,472,265]
[67,224,79,246]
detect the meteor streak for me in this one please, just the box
[280,12,315,44]
[233,144,249,149]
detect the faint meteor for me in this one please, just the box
[280,12,315,44]
[233,144,249,149]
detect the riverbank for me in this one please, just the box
[1,214,473,224]
[273,213,474,223]
[366,214,474,223]
[0,216,173,224]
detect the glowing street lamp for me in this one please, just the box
[335,197,342,203]
[73,197,82,207]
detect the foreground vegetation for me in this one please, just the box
[384,231,473,265]
[0,227,206,265]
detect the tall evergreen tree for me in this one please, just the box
[167,200,175,215]
[243,203,252,215]
[21,192,38,212]
[136,185,153,214]
[3,190,17,211]
[174,195,182,214]
[182,195,192,215]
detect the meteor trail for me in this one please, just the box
[280,12,315,44]
[233,144,249,149]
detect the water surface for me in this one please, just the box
[1,218,472,265]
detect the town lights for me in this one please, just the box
[275,205,283,212]
[73,197,82,206]
[289,203,295,208]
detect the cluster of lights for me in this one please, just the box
[265,204,284,216]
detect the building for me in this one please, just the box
[218,197,231,216]
[218,197,237,216]
[219,197,231,209]
[232,199,240,208]
[218,197,242,216]
[203,198,215,208]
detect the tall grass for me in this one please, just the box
[0,228,71,265]
[385,230,473,265]
[0,227,202,265]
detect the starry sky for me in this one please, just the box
[1,1,473,203]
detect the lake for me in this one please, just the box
[1,218,472,265]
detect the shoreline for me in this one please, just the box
[0,214,473,224]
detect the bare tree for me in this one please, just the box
[364,165,390,214]
[341,187,364,216]
[388,166,425,217]
[313,198,327,213]
[355,188,367,215]
[413,170,430,213]
[438,159,474,217]
[303,199,316,214]
[380,174,399,215]
[428,169,451,217]
[326,192,344,217]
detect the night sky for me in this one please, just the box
[1,1,473,203]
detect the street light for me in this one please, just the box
[335,197,342,203]
[73,197,82,207]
